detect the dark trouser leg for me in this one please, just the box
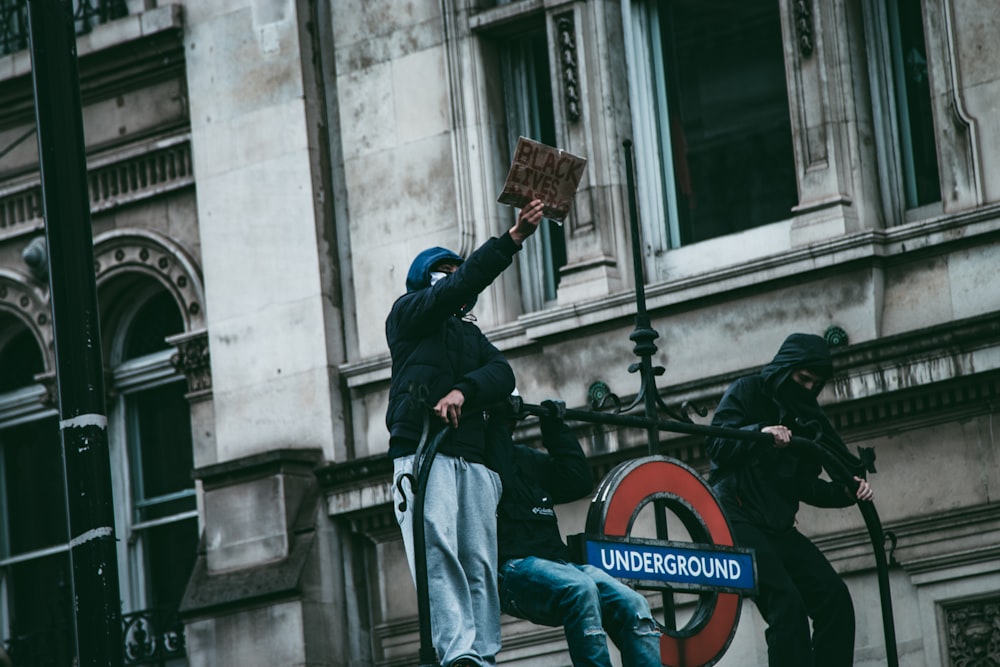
[734,523,814,667]
[777,529,855,667]
[734,523,856,667]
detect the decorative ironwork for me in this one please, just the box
[945,599,1000,667]
[1,0,128,57]
[555,14,581,123]
[0,0,29,57]
[122,608,187,666]
[794,0,814,57]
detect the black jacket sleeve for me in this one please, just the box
[707,376,770,468]
[453,331,515,408]
[536,416,593,504]
[388,233,520,337]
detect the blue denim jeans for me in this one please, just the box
[499,557,662,667]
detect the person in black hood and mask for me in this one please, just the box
[707,333,874,667]
[387,199,543,667]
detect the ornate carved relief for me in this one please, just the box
[167,329,211,398]
[944,598,1000,666]
[793,0,814,58]
[556,13,581,123]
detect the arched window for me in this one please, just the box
[104,279,198,616]
[0,316,72,665]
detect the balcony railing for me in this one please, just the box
[1,0,128,58]
[3,607,186,667]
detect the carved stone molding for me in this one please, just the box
[167,329,211,398]
[793,0,814,58]
[944,598,1000,666]
[0,135,194,243]
[555,13,581,123]
[94,229,206,331]
[0,269,53,371]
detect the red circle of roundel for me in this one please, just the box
[596,456,740,667]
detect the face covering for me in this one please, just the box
[429,271,447,286]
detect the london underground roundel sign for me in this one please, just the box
[573,456,756,667]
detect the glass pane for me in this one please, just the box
[4,552,76,667]
[500,31,566,306]
[0,328,44,392]
[657,0,797,245]
[123,290,184,360]
[128,382,195,521]
[140,517,199,610]
[888,0,940,207]
[2,418,67,555]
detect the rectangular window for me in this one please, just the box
[125,380,197,611]
[863,0,941,224]
[0,417,76,665]
[886,0,940,209]
[624,0,798,249]
[497,28,567,311]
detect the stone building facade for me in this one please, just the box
[0,0,998,665]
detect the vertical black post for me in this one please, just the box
[27,2,124,666]
[622,140,677,633]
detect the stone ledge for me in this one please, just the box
[0,5,182,84]
[194,447,324,490]
[179,531,314,620]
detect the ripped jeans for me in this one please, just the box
[499,557,662,667]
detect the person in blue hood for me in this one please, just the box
[707,333,874,667]
[387,199,543,667]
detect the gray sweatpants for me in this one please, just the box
[393,454,503,666]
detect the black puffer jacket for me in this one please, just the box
[707,334,854,534]
[385,233,521,462]
[492,415,593,565]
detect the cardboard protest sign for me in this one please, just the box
[497,137,587,222]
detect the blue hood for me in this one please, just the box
[405,247,464,292]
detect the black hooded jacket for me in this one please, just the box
[385,232,521,462]
[707,333,855,534]
[492,415,593,565]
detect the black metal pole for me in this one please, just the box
[27,2,124,666]
[622,139,677,632]
[412,425,450,667]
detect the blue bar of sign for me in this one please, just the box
[585,539,755,592]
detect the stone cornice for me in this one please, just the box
[338,208,1000,389]
[814,503,1000,578]
[0,133,194,243]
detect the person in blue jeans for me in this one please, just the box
[490,400,662,667]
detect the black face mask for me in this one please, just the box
[777,377,820,407]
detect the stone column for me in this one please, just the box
[180,1,346,664]
[184,0,344,466]
[782,0,884,245]
[547,0,632,303]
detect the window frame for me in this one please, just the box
[861,0,944,227]
[106,283,196,614]
[621,0,801,279]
